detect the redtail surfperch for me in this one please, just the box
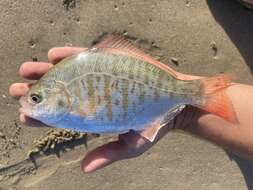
[19,35,237,141]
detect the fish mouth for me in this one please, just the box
[19,96,33,118]
[19,96,27,106]
[19,107,30,116]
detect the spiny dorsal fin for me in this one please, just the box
[93,34,179,78]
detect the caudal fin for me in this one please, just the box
[198,75,238,123]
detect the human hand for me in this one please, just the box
[172,84,253,163]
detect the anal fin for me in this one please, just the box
[138,105,186,142]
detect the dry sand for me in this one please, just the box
[0,0,253,189]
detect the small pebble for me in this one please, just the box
[65,43,73,47]
[210,41,218,59]
[33,57,38,62]
[114,4,119,10]
[210,41,217,51]
[30,42,36,49]
[171,57,179,66]
[49,20,55,25]
[50,143,55,149]
[186,0,190,7]
[9,139,16,145]
[0,132,5,138]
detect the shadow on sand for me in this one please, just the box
[227,153,253,189]
[207,0,253,189]
[207,0,253,73]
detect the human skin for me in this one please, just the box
[9,47,253,173]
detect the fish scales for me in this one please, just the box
[27,53,205,130]
[56,52,189,94]
[68,74,152,123]
[47,52,199,111]
[43,51,193,130]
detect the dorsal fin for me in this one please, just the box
[93,34,179,78]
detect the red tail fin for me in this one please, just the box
[198,75,238,123]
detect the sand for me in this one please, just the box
[0,0,253,189]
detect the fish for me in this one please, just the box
[19,35,237,142]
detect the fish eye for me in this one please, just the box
[30,93,42,104]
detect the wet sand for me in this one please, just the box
[0,0,253,189]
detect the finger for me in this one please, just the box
[81,131,151,173]
[19,62,53,80]
[48,47,87,64]
[81,141,127,173]
[19,114,48,127]
[9,83,31,97]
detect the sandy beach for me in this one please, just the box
[0,0,253,189]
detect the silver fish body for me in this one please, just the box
[23,49,200,134]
